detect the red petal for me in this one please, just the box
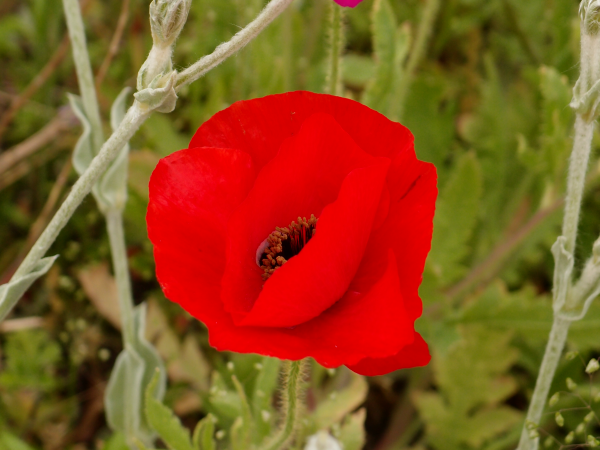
[346,332,431,376]
[190,91,412,170]
[219,112,386,324]
[147,147,255,316]
[169,249,413,368]
[351,150,437,321]
[288,249,414,367]
[240,160,390,327]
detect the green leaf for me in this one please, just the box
[401,74,456,168]
[338,408,367,450]
[68,93,94,177]
[101,433,129,450]
[427,153,483,286]
[105,303,166,446]
[0,432,37,450]
[97,87,131,210]
[207,371,243,421]
[0,256,58,322]
[362,0,410,119]
[310,369,368,432]
[416,393,521,450]
[414,326,521,450]
[69,88,133,211]
[229,417,244,450]
[0,328,61,391]
[230,375,252,447]
[342,54,376,88]
[145,370,194,450]
[192,415,216,450]
[252,356,281,441]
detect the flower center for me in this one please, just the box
[258,214,318,281]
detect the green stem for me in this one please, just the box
[264,360,308,450]
[326,3,344,96]
[105,209,136,346]
[396,0,441,119]
[61,0,104,153]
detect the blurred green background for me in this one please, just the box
[2,0,600,449]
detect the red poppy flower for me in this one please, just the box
[333,0,364,6]
[147,91,437,376]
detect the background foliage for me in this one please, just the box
[1,0,599,449]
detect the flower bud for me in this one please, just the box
[586,358,600,374]
[150,0,192,48]
[565,431,575,444]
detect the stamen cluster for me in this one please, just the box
[260,215,318,280]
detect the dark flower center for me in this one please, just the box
[259,214,318,281]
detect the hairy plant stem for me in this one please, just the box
[106,209,135,346]
[62,0,104,153]
[264,359,308,450]
[517,318,571,449]
[1,0,293,323]
[397,0,440,120]
[326,3,344,96]
[1,103,148,323]
[516,16,600,450]
[63,0,136,348]
[175,0,294,89]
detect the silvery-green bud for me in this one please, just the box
[150,0,192,48]
[580,0,600,35]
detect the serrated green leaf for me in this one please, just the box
[230,375,252,447]
[192,415,216,450]
[363,0,408,117]
[415,325,521,450]
[252,356,280,442]
[0,255,58,321]
[105,303,166,446]
[207,371,243,422]
[0,328,61,391]
[416,392,521,450]
[427,153,482,286]
[145,370,194,450]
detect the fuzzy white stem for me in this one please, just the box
[11,103,148,282]
[106,209,136,346]
[517,317,571,450]
[562,116,596,255]
[516,6,600,449]
[62,0,104,152]
[176,0,294,89]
